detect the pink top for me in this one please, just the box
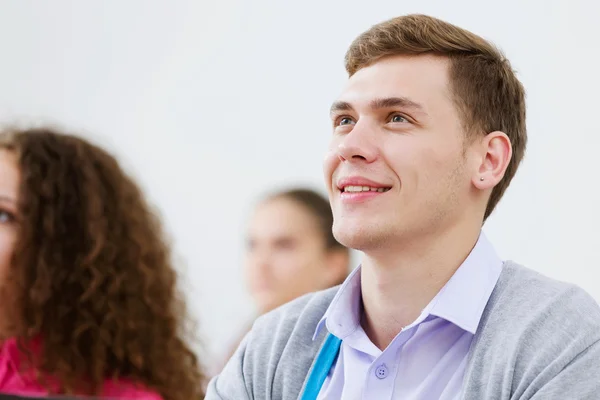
[0,337,162,399]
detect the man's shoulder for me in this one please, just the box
[464,262,600,400]
[229,287,339,399]
[463,263,600,398]
[251,285,339,342]
[494,261,600,329]
[471,261,600,378]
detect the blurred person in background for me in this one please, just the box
[246,188,350,314]
[0,127,205,399]
[215,188,350,372]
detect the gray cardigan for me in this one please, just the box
[207,262,600,399]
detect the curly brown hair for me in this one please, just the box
[0,127,205,399]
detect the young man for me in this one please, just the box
[207,14,600,400]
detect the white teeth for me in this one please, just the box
[343,185,390,193]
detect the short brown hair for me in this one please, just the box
[345,14,527,220]
[0,127,204,399]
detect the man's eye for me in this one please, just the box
[390,114,407,123]
[338,117,355,126]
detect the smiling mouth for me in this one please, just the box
[341,185,391,193]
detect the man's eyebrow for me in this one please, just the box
[369,96,425,112]
[329,97,426,116]
[329,101,354,115]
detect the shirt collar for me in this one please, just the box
[313,264,362,340]
[427,232,503,333]
[313,231,503,340]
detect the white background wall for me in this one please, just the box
[1,0,598,366]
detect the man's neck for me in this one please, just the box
[360,223,481,350]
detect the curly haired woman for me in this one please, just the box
[0,127,205,399]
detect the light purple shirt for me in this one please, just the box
[314,232,503,399]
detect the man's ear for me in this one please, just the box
[472,131,512,190]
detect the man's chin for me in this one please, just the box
[333,224,383,252]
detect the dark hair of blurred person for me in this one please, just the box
[0,127,205,400]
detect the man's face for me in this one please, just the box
[324,55,477,252]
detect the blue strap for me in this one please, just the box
[300,333,342,400]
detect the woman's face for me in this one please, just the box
[0,150,19,333]
[245,197,343,314]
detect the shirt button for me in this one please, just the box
[375,364,388,379]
